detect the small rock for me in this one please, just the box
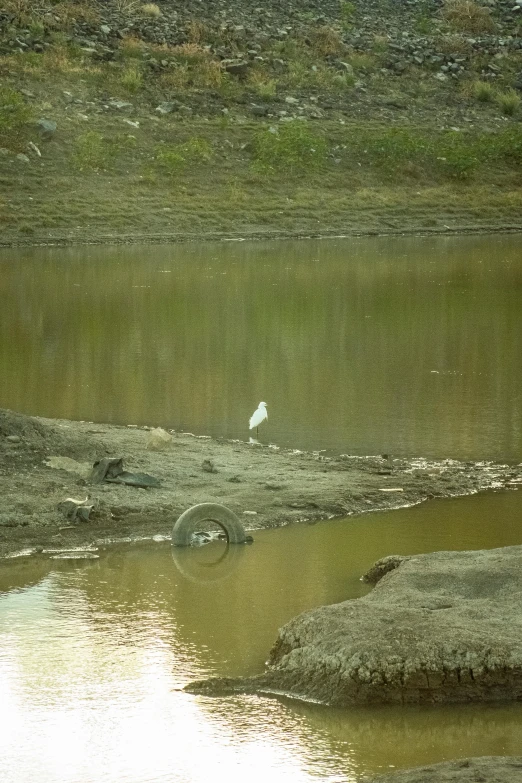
[155,101,178,115]
[202,459,218,473]
[145,427,173,451]
[100,24,111,35]
[338,61,354,75]
[36,118,57,138]
[223,59,249,77]
[16,153,30,164]
[108,100,133,111]
[6,435,21,443]
[285,96,299,104]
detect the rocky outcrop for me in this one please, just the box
[186,545,522,705]
[366,756,522,783]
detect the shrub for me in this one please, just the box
[340,1,356,30]
[120,36,144,59]
[120,65,143,93]
[155,138,213,173]
[247,71,277,99]
[252,121,327,174]
[141,3,161,17]
[495,88,521,116]
[442,0,496,33]
[307,25,344,56]
[470,80,495,102]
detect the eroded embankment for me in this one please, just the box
[185,544,522,706]
[1,407,521,559]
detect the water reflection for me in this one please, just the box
[1,491,522,782]
[1,234,521,461]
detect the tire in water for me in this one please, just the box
[172,502,247,546]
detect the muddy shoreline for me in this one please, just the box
[1,224,522,250]
[1,408,521,561]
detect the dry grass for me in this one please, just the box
[140,3,161,17]
[442,0,496,33]
[185,20,210,44]
[307,26,345,56]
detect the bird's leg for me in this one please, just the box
[256,426,259,437]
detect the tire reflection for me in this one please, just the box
[171,540,246,583]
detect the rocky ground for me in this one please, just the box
[1,407,521,559]
[366,756,522,783]
[1,0,522,243]
[185,543,522,706]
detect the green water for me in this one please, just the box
[0,235,521,782]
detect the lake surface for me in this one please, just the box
[1,234,521,460]
[1,235,521,782]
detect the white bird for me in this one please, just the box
[249,401,268,437]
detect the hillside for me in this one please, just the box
[1,0,522,244]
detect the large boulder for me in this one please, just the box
[186,544,522,705]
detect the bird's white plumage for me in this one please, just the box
[249,401,268,430]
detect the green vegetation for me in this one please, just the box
[0,87,32,147]
[253,121,327,174]
[155,138,213,174]
[495,89,521,117]
[470,80,495,103]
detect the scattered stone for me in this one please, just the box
[145,427,173,451]
[202,458,218,473]
[56,496,94,523]
[107,100,133,111]
[28,141,41,157]
[16,153,30,164]
[6,435,21,443]
[222,59,249,77]
[100,25,111,35]
[155,101,178,115]
[36,119,57,138]
[44,456,92,479]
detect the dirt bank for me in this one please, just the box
[186,544,522,706]
[366,756,522,783]
[1,407,521,560]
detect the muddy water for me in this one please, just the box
[1,234,522,782]
[1,234,522,460]
[1,492,522,783]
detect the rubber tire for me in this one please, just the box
[172,502,247,546]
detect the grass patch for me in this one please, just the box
[120,64,143,94]
[441,0,496,33]
[495,88,521,116]
[252,121,327,174]
[155,138,213,174]
[72,131,136,170]
[0,87,32,147]
[469,80,495,103]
